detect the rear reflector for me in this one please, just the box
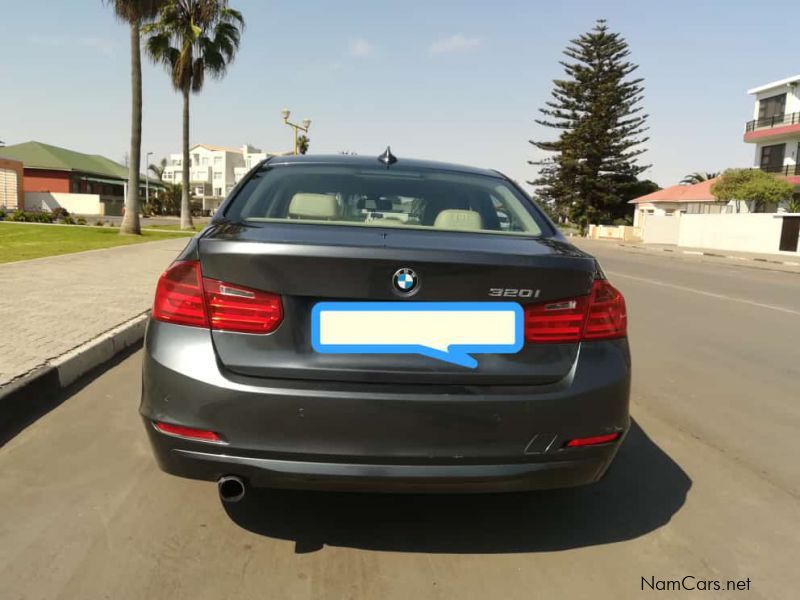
[154,421,223,443]
[524,279,626,343]
[565,432,621,447]
[152,260,283,334]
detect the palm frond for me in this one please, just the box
[144,0,244,94]
[104,0,164,24]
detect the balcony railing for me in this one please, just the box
[759,163,800,176]
[745,112,800,132]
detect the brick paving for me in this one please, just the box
[0,238,189,387]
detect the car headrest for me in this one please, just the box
[288,193,340,219]
[433,209,483,231]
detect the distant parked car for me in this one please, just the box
[140,151,630,502]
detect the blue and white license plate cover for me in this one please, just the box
[311,302,523,368]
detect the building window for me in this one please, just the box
[213,171,222,180]
[214,187,222,196]
[202,157,209,166]
[758,93,786,120]
[213,156,222,165]
[760,143,786,173]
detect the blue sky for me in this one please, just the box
[1,0,798,188]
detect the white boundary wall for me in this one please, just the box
[642,215,681,244]
[677,213,785,254]
[25,192,104,215]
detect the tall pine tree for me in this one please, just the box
[530,20,649,232]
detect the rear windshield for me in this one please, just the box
[223,164,548,237]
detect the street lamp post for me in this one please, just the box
[145,151,154,214]
[281,108,311,155]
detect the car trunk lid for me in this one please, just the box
[198,222,596,384]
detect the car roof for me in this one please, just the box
[265,153,504,179]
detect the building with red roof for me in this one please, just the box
[629,178,731,228]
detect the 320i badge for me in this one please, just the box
[140,149,630,502]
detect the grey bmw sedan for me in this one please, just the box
[140,151,630,502]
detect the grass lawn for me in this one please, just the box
[0,222,193,264]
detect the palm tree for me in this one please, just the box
[681,171,720,185]
[297,134,310,155]
[145,0,245,230]
[105,0,164,236]
[148,157,168,180]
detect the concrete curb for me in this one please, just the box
[617,243,800,268]
[0,313,148,443]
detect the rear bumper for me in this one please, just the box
[140,320,630,493]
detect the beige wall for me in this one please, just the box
[25,192,103,215]
[587,225,642,242]
[678,213,786,254]
[643,215,681,244]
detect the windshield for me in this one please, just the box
[223,164,547,237]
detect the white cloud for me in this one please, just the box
[348,39,374,58]
[430,34,481,55]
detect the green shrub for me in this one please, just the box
[62,215,76,225]
[76,217,87,225]
[6,210,54,222]
[95,219,105,226]
[50,207,70,221]
[0,208,6,220]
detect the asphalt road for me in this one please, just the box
[2,240,799,599]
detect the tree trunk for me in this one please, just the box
[181,86,194,230]
[120,21,142,235]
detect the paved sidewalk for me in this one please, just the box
[0,238,188,387]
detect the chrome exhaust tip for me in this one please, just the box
[218,475,246,503]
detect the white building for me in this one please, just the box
[232,147,292,185]
[626,74,800,253]
[744,74,800,183]
[162,144,288,212]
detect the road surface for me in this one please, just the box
[1,240,798,599]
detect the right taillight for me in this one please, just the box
[583,279,627,340]
[524,279,626,343]
[152,260,283,334]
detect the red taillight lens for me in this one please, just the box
[525,296,589,342]
[202,278,283,334]
[152,260,283,334]
[152,261,208,328]
[524,279,626,343]
[565,432,621,447]
[154,421,222,443]
[583,280,627,340]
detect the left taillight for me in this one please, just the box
[152,260,283,334]
[202,278,283,334]
[152,261,208,328]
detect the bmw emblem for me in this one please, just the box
[392,268,419,295]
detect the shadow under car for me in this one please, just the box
[223,419,691,554]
